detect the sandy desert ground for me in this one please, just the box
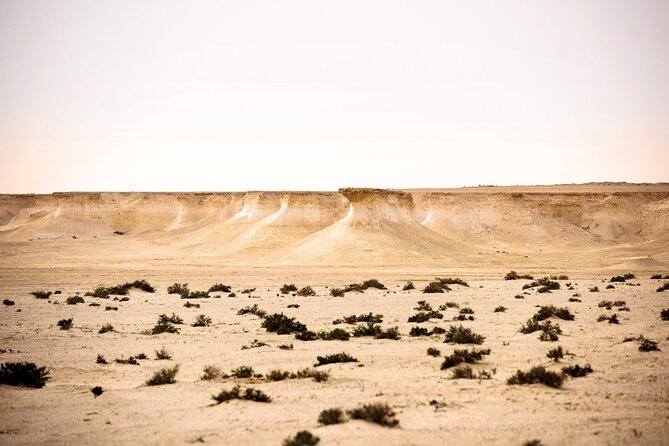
[1,184,668,445]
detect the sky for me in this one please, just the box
[1,0,668,193]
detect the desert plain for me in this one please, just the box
[0,183,668,445]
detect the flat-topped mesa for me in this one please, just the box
[338,188,416,227]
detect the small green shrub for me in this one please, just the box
[441,348,491,369]
[427,347,441,357]
[375,326,400,340]
[66,296,84,305]
[57,318,73,330]
[212,385,271,403]
[280,284,298,294]
[152,320,180,334]
[347,403,399,427]
[267,369,291,381]
[146,365,179,385]
[31,291,52,299]
[208,283,231,293]
[443,325,485,344]
[158,313,184,324]
[407,310,443,323]
[167,283,189,296]
[532,305,575,321]
[98,323,115,334]
[318,408,345,425]
[318,328,350,341]
[351,322,382,337]
[155,347,172,360]
[333,313,383,325]
[562,364,593,377]
[0,362,50,388]
[546,346,564,362]
[231,365,255,378]
[296,286,316,296]
[315,352,358,367]
[262,313,307,334]
[507,366,564,388]
[192,314,212,327]
[282,431,319,446]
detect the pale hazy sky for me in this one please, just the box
[1,0,668,193]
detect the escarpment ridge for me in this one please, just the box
[0,184,667,270]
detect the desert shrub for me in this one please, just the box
[158,313,184,324]
[589,286,599,293]
[347,403,399,427]
[115,356,139,365]
[638,337,660,352]
[231,365,254,378]
[66,296,84,305]
[279,344,294,350]
[96,354,107,364]
[432,327,446,334]
[123,279,155,292]
[435,277,468,287]
[0,362,50,388]
[597,314,619,324]
[403,281,415,291]
[514,294,524,299]
[562,364,593,377]
[546,346,564,362]
[423,281,450,293]
[441,348,491,369]
[408,310,443,323]
[241,339,269,350]
[183,301,200,308]
[606,284,615,289]
[54,290,61,294]
[267,369,291,381]
[375,326,400,340]
[505,271,533,280]
[450,366,494,380]
[192,314,212,327]
[507,366,564,388]
[86,280,154,299]
[523,277,560,292]
[237,304,267,318]
[362,279,386,290]
[2,299,15,306]
[568,297,581,302]
[296,286,316,296]
[532,305,575,321]
[295,331,318,341]
[415,300,432,311]
[241,288,256,294]
[661,309,669,321]
[657,282,669,292]
[185,290,209,299]
[208,283,231,293]
[351,322,382,337]
[439,302,459,310]
[152,319,180,334]
[334,313,383,325]
[459,307,474,314]
[330,288,345,297]
[155,347,172,360]
[315,352,358,367]
[57,318,73,330]
[291,368,329,382]
[201,365,222,381]
[494,306,507,313]
[287,304,300,308]
[262,313,307,334]
[318,408,345,425]
[410,326,430,337]
[168,283,189,296]
[651,274,669,279]
[283,431,319,446]
[598,300,613,310]
[212,385,271,403]
[609,275,626,283]
[519,319,562,341]
[443,325,485,344]
[427,347,441,357]
[280,284,298,294]
[318,328,350,341]
[91,386,103,397]
[98,323,115,334]
[105,305,118,311]
[453,314,474,321]
[31,290,52,299]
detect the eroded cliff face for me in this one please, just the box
[0,185,667,267]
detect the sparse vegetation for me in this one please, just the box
[158,313,184,324]
[402,281,415,291]
[532,305,575,321]
[330,288,345,297]
[597,313,619,324]
[638,337,660,352]
[155,347,172,360]
[31,290,52,299]
[57,318,73,330]
[505,271,533,280]
[231,365,255,378]
[519,319,562,341]
[441,348,491,369]
[241,339,269,350]
[96,354,107,364]
[651,274,669,280]
[65,295,84,305]
[146,365,179,385]
[546,346,565,362]
[610,273,635,282]
[450,366,494,380]
[427,347,441,357]
[318,328,350,341]
[347,403,399,427]
[282,431,319,446]
[562,364,593,377]
[315,352,358,367]
[318,408,345,425]
[238,304,267,318]
[494,306,507,313]
[192,314,212,327]
[589,286,599,293]
[87,280,155,298]
[98,323,115,334]
[443,325,485,344]
[0,362,50,388]
[657,282,669,293]
[212,385,271,403]
[507,366,564,388]
[333,312,383,325]
[3,299,15,306]
[152,319,180,334]
[280,284,298,294]
[91,386,104,397]
[661,309,669,321]
[208,283,231,293]
[408,310,443,323]
[183,301,200,308]
[295,331,318,341]
[201,365,222,381]
[262,313,307,334]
